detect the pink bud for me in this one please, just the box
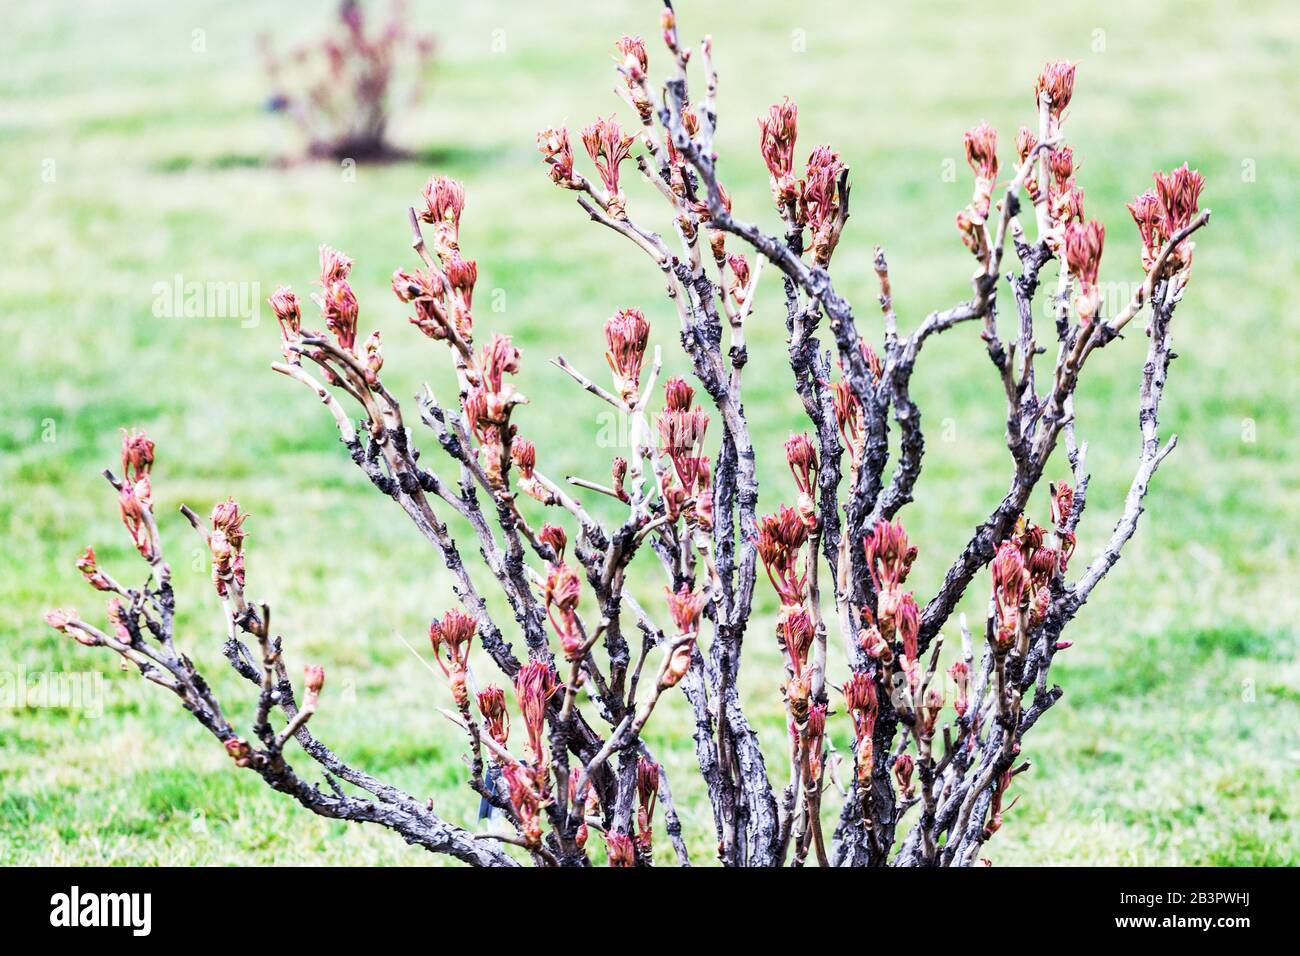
[893,753,916,797]
[963,122,999,181]
[511,437,536,478]
[537,126,579,189]
[319,245,352,285]
[758,98,799,204]
[45,608,77,634]
[476,685,510,746]
[539,523,567,561]
[603,308,651,403]
[605,830,636,867]
[76,547,113,591]
[120,428,155,483]
[321,279,358,352]
[581,116,636,217]
[304,664,325,695]
[513,661,559,764]
[664,584,706,637]
[1063,220,1105,323]
[1034,60,1077,118]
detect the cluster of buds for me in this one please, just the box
[537,126,581,189]
[1045,145,1085,249]
[801,145,846,265]
[581,115,636,218]
[755,506,809,612]
[863,520,918,631]
[467,333,523,428]
[208,498,248,598]
[1128,163,1206,275]
[758,98,799,207]
[393,267,451,343]
[429,608,476,711]
[269,286,302,363]
[512,439,555,506]
[605,829,636,867]
[604,308,650,404]
[543,557,583,660]
[476,685,510,748]
[860,520,921,687]
[1027,59,1084,250]
[635,755,659,858]
[513,659,558,766]
[616,35,652,120]
[864,592,920,688]
[117,429,159,562]
[755,100,850,263]
[419,175,465,259]
[1063,220,1106,323]
[399,178,476,343]
[956,122,998,258]
[658,378,712,529]
[780,609,816,721]
[662,585,706,688]
[997,501,1076,643]
[784,433,819,531]
[317,245,358,353]
[501,760,545,848]
[843,671,878,785]
[990,541,1028,653]
[991,517,1070,654]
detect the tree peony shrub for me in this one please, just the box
[260,0,434,161]
[52,1,1208,866]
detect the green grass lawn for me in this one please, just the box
[1,0,1297,865]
